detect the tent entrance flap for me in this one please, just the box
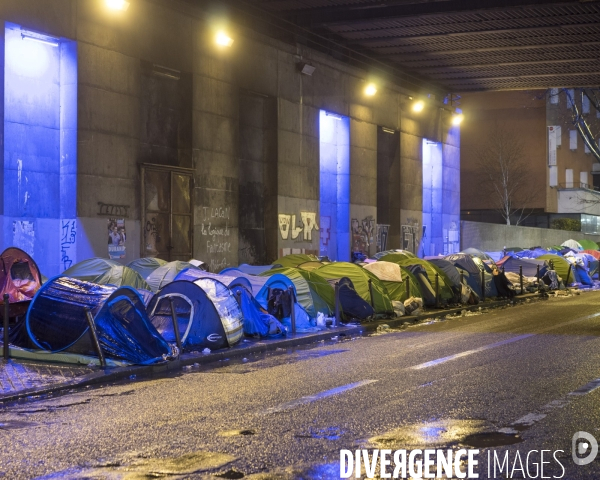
[149,293,194,345]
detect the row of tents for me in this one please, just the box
[1,239,598,366]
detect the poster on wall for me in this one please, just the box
[376,224,390,253]
[108,218,126,259]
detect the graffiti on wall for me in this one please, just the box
[351,216,376,257]
[402,218,420,254]
[201,206,232,272]
[60,219,77,271]
[13,220,34,257]
[278,212,319,242]
[376,224,390,253]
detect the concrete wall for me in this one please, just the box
[0,0,460,272]
[461,220,600,251]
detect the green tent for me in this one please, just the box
[127,257,168,280]
[538,254,574,284]
[63,258,150,290]
[379,252,416,264]
[263,267,334,317]
[297,261,325,271]
[146,261,200,292]
[363,261,422,302]
[314,262,394,314]
[384,257,455,302]
[578,239,599,250]
[272,254,319,268]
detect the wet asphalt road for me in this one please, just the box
[3,293,600,479]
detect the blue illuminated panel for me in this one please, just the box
[3,23,77,275]
[319,111,350,261]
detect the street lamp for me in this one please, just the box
[364,83,377,96]
[412,100,424,112]
[215,31,234,47]
[451,113,464,126]
[106,0,130,11]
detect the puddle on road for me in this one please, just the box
[215,469,246,479]
[37,451,236,479]
[369,418,521,450]
[462,431,522,448]
[219,429,256,437]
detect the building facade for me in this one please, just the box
[461,89,600,232]
[0,0,460,276]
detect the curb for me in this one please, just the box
[0,292,546,404]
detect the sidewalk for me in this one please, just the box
[0,293,546,404]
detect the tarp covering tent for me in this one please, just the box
[363,261,405,302]
[174,268,253,293]
[26,277,174,364]
[0,247,43,303]
[496,256,549,278]
[372,249,416,260]
[313,263,393,314]
[230,285,284,337]
[578,239,599,250]
[146,261,200,292]
[148,278,244,350]
[561,239,583,251]
[513,248,551,259]
[233,264,274,275]
[127,258,168,280]
[574,253,599,278]
[263,267,334,318]
[63,258,150,290]
[272,254,319,268]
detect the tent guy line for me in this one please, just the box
[410,311,600,370]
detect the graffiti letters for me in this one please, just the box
[60,219,77,271]
[351,216,376,256]
[98,202,130,218]
[278,212,319,241]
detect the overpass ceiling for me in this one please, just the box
[231,0,600,92]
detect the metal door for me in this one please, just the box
[141,164,193,261]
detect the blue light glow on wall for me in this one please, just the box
[422,139,443,257]
[3,23,78,275]
[319,110,350,261]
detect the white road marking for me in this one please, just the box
[261,380,378,414]
[410,311,600,370]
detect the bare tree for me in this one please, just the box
[475,123,541,225]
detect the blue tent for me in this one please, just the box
[496,256,549,278]
[147,279,244,350]
[26,277,174,365]
[219,268,296,308]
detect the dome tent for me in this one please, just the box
[578,239,599,251]
[313,262,394,314]
[362,261,421,302]
[64,258,150,290]
[372,249,416,260]
[26,277,174,365]
[174,268,253,292]
[0,247,43,303]
[233,264,275,275]
[147,278,244,350]
[262,267,334,318]
[272,253,319,268]
[146,261,201,292]
[561,239,583,251]
[127,257,168,280]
